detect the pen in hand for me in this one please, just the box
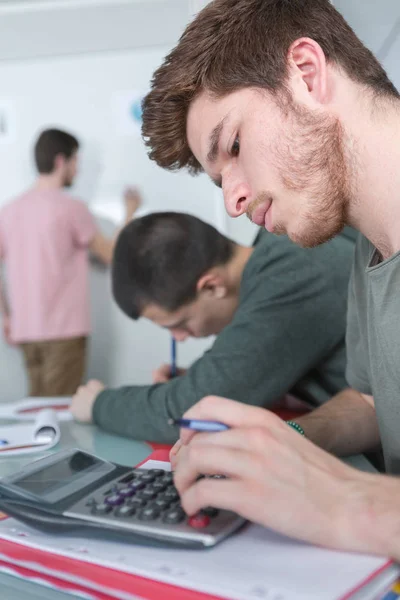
[168,418,230,432]
[170,337,177,378]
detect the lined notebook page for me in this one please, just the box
[0,459,390,600]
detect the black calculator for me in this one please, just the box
[0,448,246,549]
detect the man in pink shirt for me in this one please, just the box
[0,128,140,396]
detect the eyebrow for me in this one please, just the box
[207,117,228,165]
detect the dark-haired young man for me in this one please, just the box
[141,0,400,557]
[0,128,140,396]
[71,212,355,443]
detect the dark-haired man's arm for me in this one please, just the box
[72,237,352,443]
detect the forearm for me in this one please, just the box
[296,388,380,456]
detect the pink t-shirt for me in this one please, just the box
[0,189,96,343]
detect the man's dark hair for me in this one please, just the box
[34,128,79,174]
[142,0,399,174]
[112,212,236,319]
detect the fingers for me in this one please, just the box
[174,443,257,499]
[169,439,182,469]
[152,364,171,383]
[179,477,248,517]
[179,396,283,445]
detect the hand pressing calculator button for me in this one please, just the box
[0,448,247,549]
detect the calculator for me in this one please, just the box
[0,448,246,549]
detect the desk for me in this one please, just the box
[0,419,377,600]
[0,418,152,600]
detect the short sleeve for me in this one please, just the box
[70,200,96,248]
[345,237,372,395]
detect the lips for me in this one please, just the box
[250,200,272,227]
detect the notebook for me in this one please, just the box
[0,454,395,600]
[0,409,60,456]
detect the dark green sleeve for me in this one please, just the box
[93,240,347,443]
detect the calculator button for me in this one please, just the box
[103,485,119,496]
[201,507,219,518]
[151,497,171,510]
[138,506,160,521]
[105,494,124,506]
[149,469,165,477]
[115,505,136,518]
[188,514,210,529]
[127,496,146,508]
[118,487,136,498]
[159,473,173,484]
[118,473,136,484]
[85,498,97,507]
[162,507,186,525]
[92,503,112,515]
[137,488,157,500]
[151,480,168,492]
[164,486,179,501]
[129,480,145,492]
[137,472,156,483]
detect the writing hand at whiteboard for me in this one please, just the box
[124,187,142,219]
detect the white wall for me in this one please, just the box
[334,0,400,89]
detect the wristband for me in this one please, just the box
[286,420,305,436]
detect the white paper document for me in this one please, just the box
[0,409,60,456]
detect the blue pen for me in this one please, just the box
[168,418,229,432]
[170,336,177,378]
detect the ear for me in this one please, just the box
[53,153,66,171]
[196,272,227,299]
[287,37,329,105]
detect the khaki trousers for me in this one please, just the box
[20,337,87,396]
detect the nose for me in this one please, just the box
[223,180,251,218]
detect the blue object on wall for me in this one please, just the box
[130,98,143,124]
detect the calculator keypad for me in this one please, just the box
[74,468,228,540]
[89,469,187,521]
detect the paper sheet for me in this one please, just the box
[0,409,60,456]
[0,398,72,422]
[0,459,391,600]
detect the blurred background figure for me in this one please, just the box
[0,128,141,396]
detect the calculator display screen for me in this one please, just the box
[13,451,101,497]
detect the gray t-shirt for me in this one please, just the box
[346,234,400,474]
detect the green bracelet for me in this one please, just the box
[286,420,305,436]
